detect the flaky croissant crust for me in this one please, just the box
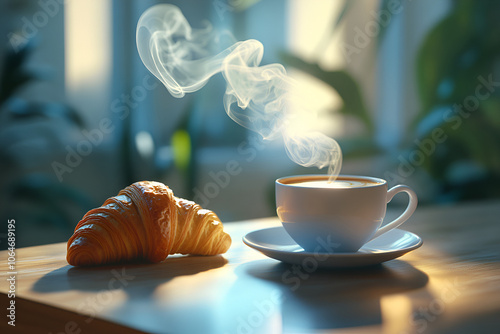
[67,181,231,266]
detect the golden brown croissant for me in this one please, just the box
[67,181,231,266]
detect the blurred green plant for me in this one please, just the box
[281,0,500,202]
[280,1,379,160]
[8,174,94,230]
[0,39,37,106]
[410,0,500,201]
[0,39,83,125]
[0,39,93,248]
[279,53,380,159]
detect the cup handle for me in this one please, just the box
[370,185,418,240]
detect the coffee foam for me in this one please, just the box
[290,179,381,189]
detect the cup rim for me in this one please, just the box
[276,174,387,189]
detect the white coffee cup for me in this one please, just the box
[276,175,418,253]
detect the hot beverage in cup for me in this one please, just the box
[290,177,382,189]
[276,175,418,253]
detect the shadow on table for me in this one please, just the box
[30,255,228,333]
[31,255,228,297]
[239,259,429,332]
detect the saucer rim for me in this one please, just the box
[243,226,422,260]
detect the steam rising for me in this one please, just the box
[136,4,342,180]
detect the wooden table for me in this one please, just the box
[1,200,500,333]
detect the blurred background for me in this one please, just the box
[1,0,499,249]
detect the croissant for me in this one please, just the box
[67,181,231,266]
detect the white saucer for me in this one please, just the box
[243,226,422,268]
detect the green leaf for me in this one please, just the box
[280,52,373,133]
[415,13,474,122]
[413,0,500,127]
[0,43,38,106]
[7,99,85,128]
